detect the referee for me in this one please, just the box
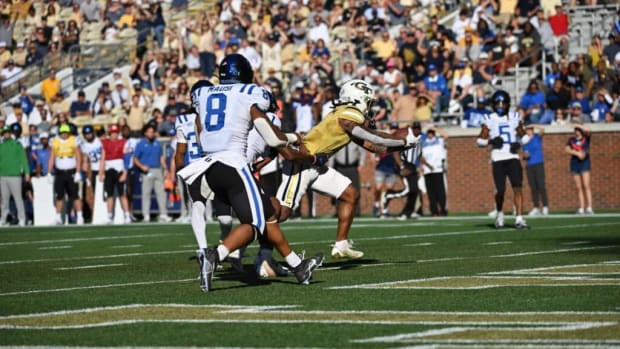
[384,121,423,220]
[330,142,365,216]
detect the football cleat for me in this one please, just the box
[200,247,219,292]
[495,212,504,229]
[293,252,324,285]
[331,240,364,259]
[528,208,540,216]
[515,220,530,230]
[196,249,208,291]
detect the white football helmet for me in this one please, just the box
[339,79,376,117]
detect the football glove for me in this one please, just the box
[73,172,82,183]
[489,136,504,149]
[510,142,521,154]
[312,153,330,167]
[46,173,54,184]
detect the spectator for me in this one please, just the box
[424,64,449,115]
[591,88,613,123]
[522,124,548,216]
[17,86,34,115]
[0,125,30,226]
[0,59,22,86]
[25,43,43,67]
[67,4,83,29]
[371,30,397,63]
[520,80,545,124]
[48,124,84,225]
[456,27,481,62]
[62,19,80,53]
[308,14,329,45]
[105,0,125,25]
[50,91,70,116]
[33,132,51,176]
[99,124,131,224]
[111,79,130,109]
[69,90,91,117]
[420,125,448,216]
[450,59,473,109]
[133,124,171,222]
[543,79,570,124]
[6,103,28,131]
[40,69,61,103]
[12,42,27,67]
[92,88,112,116]
[570,86,592,115]
[531,8,555,55]
[0,41,9,67]
[565,124,593,215]
[517,0,540,19]
[518,21,541,66]
[462,96,490,128]
[80,0,101,23]
[451,8,471,42]
[602,33,620,65]
[392,82,418,124]
[548,4,569,56]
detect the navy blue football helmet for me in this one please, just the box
[219,53,253,84]
[492,90,510,116]
[10,122,22,137]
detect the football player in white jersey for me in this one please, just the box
[476,90,530,229]
[177,54,325,292]
[79,125,102,218]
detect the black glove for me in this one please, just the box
[510,142,521,154]
[312,153,330,167]
[489,136,504,149]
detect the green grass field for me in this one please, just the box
[1,214,619,348]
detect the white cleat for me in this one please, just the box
[331,240,364,259]
[159,215,172,223]
[585,207,594,215]
[542,207,549,216]
[528,208,540,216]
[495,212,504,229]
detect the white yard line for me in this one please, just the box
[54,263,127,271]
[0,233,175,247]
[492,245,620,258]
[484,241,513,245]
[404,243,434,247]
[0,249,189,266]
[561,241,592,245]
[38,245,72,250]
[110,244,142,249]
[0,279,196,297]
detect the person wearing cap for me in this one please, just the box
[462,95,490,128]
[565,123,593,215]
[41,69,61,103]
[383,121,424,220]
[419,125,448,217]
[69,90,92,118]
[520,80,545,124]
[92,88,113,116]
[48,123,84,225]
[0,59,23,85]
[0,125,30,226]
[133,124,171,222]
[570,86,592,115]
[99,124,132,224]
[111,79,130,109]
[423,63,449,115]
[11,42,27,67]
[591,88,613,123]
[383,57,404,95]
[569,100,590,123]
[33,132,51,176]
[17,86,34,116]
[543,79,570,124]
[79,125,102,217]
[522,124,548,216]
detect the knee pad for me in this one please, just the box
[217,215,232,226]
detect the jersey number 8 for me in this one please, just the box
[205,93,227,132]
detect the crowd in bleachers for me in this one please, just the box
[0,0,620,225]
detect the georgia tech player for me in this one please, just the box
[476,90,530,229]
[177,54,325,291]
[276,79,421,260]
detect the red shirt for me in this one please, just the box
[548,13,569,36]
[102,138,127,160]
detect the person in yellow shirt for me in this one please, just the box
[276,79,420,259]
[40,69,61,103]
[47,124,84,225]
[371,30,397,62]
[117,5,135,29]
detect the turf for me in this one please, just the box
[0,214,619,348]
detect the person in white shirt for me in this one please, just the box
[420,126,448,216]
[0,60,23,87]
[476,90,530,229]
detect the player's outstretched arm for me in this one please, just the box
[250,105,296,147]
[339,118,415,153]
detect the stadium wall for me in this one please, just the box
[300,125,620,216]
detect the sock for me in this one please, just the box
[335,240,349,250]
[285,252,301,268]
[191,202,207,249]
[56,213,62,221]
[516,215,523,223]
[77,211,83,218]
[217,245,229,262]
[108,213,114,220]
[217,215,233,241]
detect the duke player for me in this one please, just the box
[476,90,530,229]
[177,54,324,291]
[79,125,102,217]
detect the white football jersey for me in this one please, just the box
[175,112,203,164]
[123,137,139,169]
[80,138,103,170]
[194,83,271,167]
[246,112,281,164]
[481,111,521,162]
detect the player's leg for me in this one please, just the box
[9,177,26,225]
[0,177,10,223]
[572,174,585,213]
[104,169,116,222]
[437,173,448,215]
[68,172,83,225]
[492,161,507,228]
[311,167,362,259]
[582,171,593,214]
[275,161,309,222]
[141,172,152,221]
[118,176,131,222]
[507,159,527,229]
[538,164,549,214]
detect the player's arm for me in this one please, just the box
[75,144,82,173]
[476,124,491,147]
[98,148,105,182]
[174,123,188,173]
[250,105,297,147]
[47,143,55,175]
[339,118,414,153]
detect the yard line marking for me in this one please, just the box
[0,279,195,297]
[110,244,142,249]
[485,262,620,276]
[0,347,326,349]
[492,245,620,258]
[38,245,72,250]
[0,233,175,247]
[1,222,617,266]
[561,241,592,245]
[320,262,394,271]
[54,263,127,271]
[484,241,513,245]
[404,243,434,247]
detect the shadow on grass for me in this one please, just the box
[553,236,620,255]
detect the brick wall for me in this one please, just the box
[299,127,620,216]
